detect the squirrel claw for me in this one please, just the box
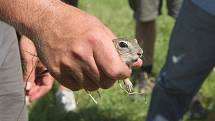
[123,78,133,93]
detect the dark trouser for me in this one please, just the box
[146,0,215,121]
[0,21,28,121]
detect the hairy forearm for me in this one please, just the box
[0,0,65,39]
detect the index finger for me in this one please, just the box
[92,32,131,80]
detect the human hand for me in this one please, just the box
[29,3,142,91]
[19,36,54,102]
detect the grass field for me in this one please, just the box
[29,0,215,121]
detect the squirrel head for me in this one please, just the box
[113,38,143,66]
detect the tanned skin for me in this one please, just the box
[0,0,142,98]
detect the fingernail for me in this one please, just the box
[26,82,32,90]
[25,96,31,106]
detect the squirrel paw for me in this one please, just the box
[123,78,133,93]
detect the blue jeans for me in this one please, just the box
[146,0,215,121]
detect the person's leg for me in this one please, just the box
[129,0,159,68]
[136,21,155,70]
[168,0,209,119]
[129,0,159,67]
[146,0,215,121]
[136,21,156,94]
[128,0,159,93]
[189,94,208,120]
[0,21,28,121]
[56,85,77,112]
[167,0,183,18]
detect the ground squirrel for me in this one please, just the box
[113,38,143,93]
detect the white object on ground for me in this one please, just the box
[56,89,77,112]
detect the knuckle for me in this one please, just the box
[72,46,85,56]
[87,33,101,46]
[72,46,90,61]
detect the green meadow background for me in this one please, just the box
[29,0,215,121]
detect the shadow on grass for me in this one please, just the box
[29,93,137,121]
[63,107,131,121]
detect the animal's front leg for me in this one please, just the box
[123,78,133,93]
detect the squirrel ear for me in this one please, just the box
[134,39,138,43]
[112,39,119,48]
[112,38,118,44]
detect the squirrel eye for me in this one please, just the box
[119,41,128,48]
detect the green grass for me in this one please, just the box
[29,0,215,121]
